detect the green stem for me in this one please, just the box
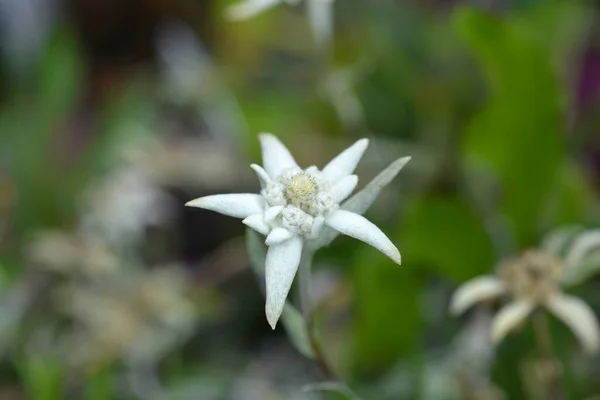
[532,311,566,400]
[297,250,339,381]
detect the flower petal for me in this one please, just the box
[449,276,506,316]
[186,194,264,218]
[242,214,271,235]
[565,229,600,268]
[491,300,534,343]
[250,164,271,188]
[265,227,295,246]
[545,292,600,354]
[225,0,281,20]
[322,138,369,184]
[325,209,400,264]
[259,133,299,179]
[264,205,284,223]
[265,236,303,329]
[343,156,411,215]
[329,175,358,203]
[309,156,411,251]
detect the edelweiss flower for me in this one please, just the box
[450,230,600,354]
[226,0,334,47]
[187,133,407,328]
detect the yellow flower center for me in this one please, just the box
[499,250,565,301]
[284,173,319,213]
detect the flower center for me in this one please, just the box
[283,173,319,213]
[499,250,565,301]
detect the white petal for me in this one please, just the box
[264,205,284,223]
[540,225,583,257]
[325,209,400,264]
[265,227,295,246]
[308,156,411,251]
[265,237,303,329]
[343,156,411,215]
[250,164,272,188]
[565,229,600,268]
[242,214,271,235]
[449,276,506,315]
[322,138,369,184]
[225,0,281,20]
[329,175,358,203]
[259,133,299,179]
[545,292,600,354]
[185,194,264,218]
[307,0,334,48]
[491,300,535,343]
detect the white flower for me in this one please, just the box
[187,133,409,328]
[450,236,600,354]
[225,0,334,47]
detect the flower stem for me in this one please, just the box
[298,250,339,381]
[532,311,566,400]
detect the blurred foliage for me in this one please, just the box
[0,0,599,399]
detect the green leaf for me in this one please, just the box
[84,367,114,400]
[18,356,65,400]
[351,248,421,376]
[246,228,267,277]
[303,381,363,400]
[455,7,564,245]
[281,304,315,359]
[401,196,495,281]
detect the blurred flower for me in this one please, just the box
[81,166,172,246]
[450,230,600,354]
[27,229,117,276]
[225,0,334,47]
[63,266,197,367]
[187,133,409,329]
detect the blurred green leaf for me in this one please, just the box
[352,247,421,376]
[18,356,65,400]
[401,196,495,281]
[281,304,315,359]
[84,367,113,400]
[455,7,564,245]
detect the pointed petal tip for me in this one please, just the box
[185,198,203,207]
[266,304,282,330]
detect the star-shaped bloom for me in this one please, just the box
[450,229,600,354]
[225,0,334,48]
[187,133,409,328]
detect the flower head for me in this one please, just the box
[450,229,600,354]
[187,133,409,328]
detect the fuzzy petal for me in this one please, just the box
[259,133,299,179]
[325,209,400,264]
[329,175,358,203]
[264,205,284,223]
[449,276,506,315]
[265,237,303,329]
[265,227,295,246]
[186,194,264,218]
[242,214,271,235]
[565,229,600,268]
[225,0,281,20]
[322,139,369,184]
[250,163,272,188]
[545,292,600,354]
[491,300,534,343]
[309,156,411,251]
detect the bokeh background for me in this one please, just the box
[0,0,599,399]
